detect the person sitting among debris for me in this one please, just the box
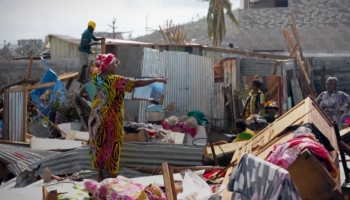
[77,21,105,84]
[88,53,168,182]
[315,77,350,130]
[243,79,266,119]
[233,121,256,142]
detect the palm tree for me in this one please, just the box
[202,0,239,46]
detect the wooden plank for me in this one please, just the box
[288,149,336,200]
[26,56,34,80]
[204,141,248,158]
[283,29,295,49]
[0,140,30,145]
[3,89,9,140]
[162,163,176,200]
[291,15,304,59]
[22,87,28,142]
[288,43,299,59]
[9,82,55,93]
[57,72,79,81]
[101,39,106,54]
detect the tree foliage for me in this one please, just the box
[201,0,239,46]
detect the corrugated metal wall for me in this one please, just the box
[50,37,79,60]
[138,48,216,125]
[240,58,281,76]
[8,88,24,142]
[116,46,145,119]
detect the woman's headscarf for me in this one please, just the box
[95,53,117,73]
[326,77,338,88]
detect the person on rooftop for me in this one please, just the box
[77,21,105,84]
[88,53,168,182]
[315,77,350,130]
[233,121,256,142]
[243,79,266,119]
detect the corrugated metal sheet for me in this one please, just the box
[212,83,225,127]
[9,86,24,142]
[202,50,262,60]
[28,143,205,176]
[138,49,166,122]
[138,48,216,125]
[291,79,304,105]
[116,46,143,78]
[0,144,61,176]
[240,58,281,76]
[187,53,214,121]
[50,36,79,60]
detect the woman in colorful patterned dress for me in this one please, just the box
[243,79,266,119]
[88,53,167,182]
[315,77,350,130]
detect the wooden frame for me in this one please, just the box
[2,83,56,143]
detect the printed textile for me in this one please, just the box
[88,69,136,175]
[278,123,334,152]
[266,127,337,178]
[85,176,166,200]
[315,91,350,130]
[227,153,301,200]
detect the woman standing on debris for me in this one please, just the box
[315,77,350,130]
[243,79,266,119]
[88,53,167,182]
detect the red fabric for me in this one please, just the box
[95,53,116,73]
[161,121,197,137]
[266,136,337,178]
[203,170,226,179]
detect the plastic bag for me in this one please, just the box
[177,170,211,200]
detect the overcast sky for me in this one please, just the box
[0,0,240,44]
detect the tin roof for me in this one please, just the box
[0,144,61,176]
[27,142,204,176]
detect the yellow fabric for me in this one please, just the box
[88,21,96,29]
[233,129,255,142]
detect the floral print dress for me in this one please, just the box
[88,68,136,175]
[315,91,350,130]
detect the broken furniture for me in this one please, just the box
[220,97,341,200]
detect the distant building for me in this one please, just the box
[238,0,350,53]
[17,39,43,50]
[238,0,350,93]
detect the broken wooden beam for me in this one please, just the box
[0,78,40,95]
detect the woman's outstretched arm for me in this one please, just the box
[134,78,167,87]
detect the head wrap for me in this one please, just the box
[88,21,96,30]
[95,53,117,73]
[326,77,338,86]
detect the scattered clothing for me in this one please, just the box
[187,110,209,126]
[227,153,301,200]
[85,176,166,200]
[315,90,350,130]
[243,90,266,119]
[266,127,337,178]
[88,68,135,175]
[233,128,255,142]
[278,123,334,152]
[161,121,197,138]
